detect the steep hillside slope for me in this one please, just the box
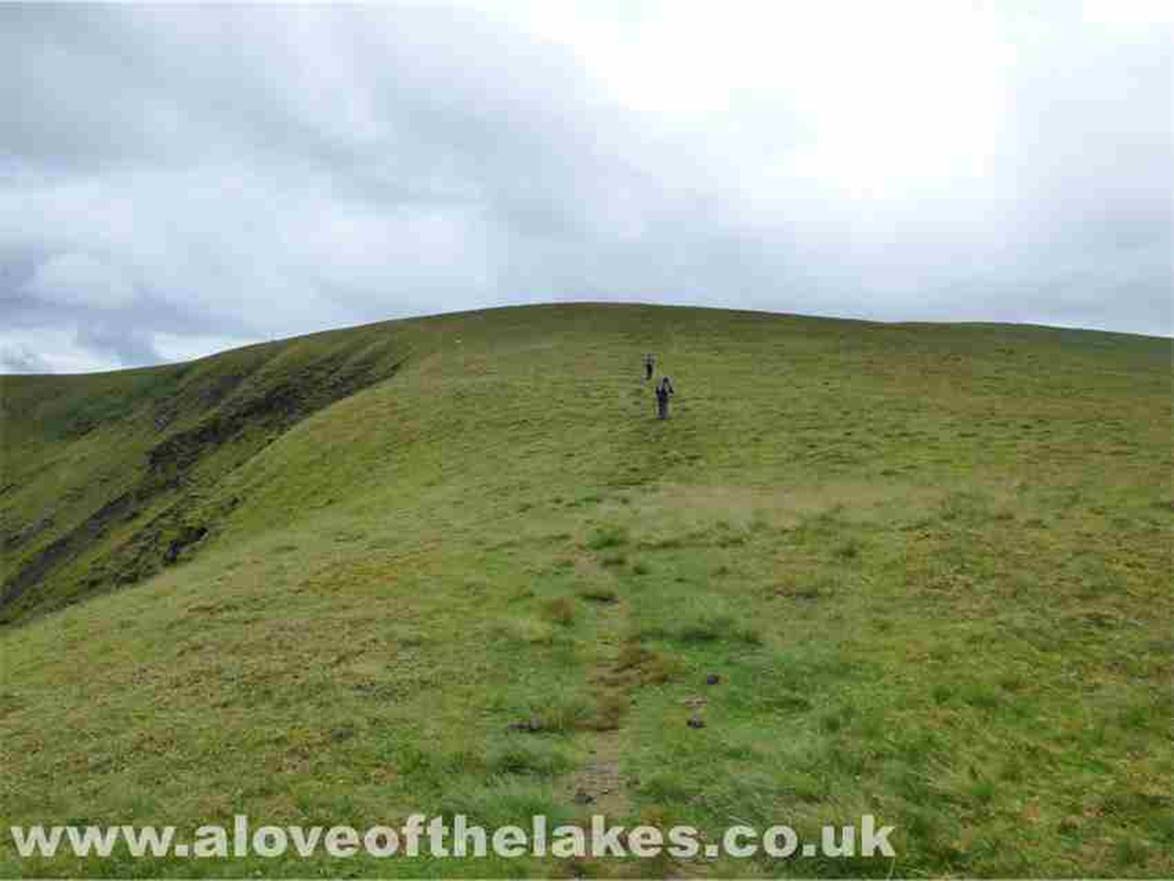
[1,304,1171,877]
[1,322,415,623]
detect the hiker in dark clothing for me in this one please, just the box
[643,353,655,381]
[655,375,674,419]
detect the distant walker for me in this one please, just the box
[643,353,655,381]
[655,375,674,420]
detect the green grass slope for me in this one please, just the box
[1,303,1171,877]
[0,323,413,623]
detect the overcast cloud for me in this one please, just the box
[1,1,1170,373]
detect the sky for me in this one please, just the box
[1,1,1170,373]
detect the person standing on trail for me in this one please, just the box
[643,353,655,381]
[655,375,674,419]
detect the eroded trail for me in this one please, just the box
[559,534,633,819]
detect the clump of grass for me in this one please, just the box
[959,682,1000,709]
[488,740,574,776]
[433,781,573,830]
[490,616,556,644]
[638,770,695,803]
[638,652,679,684]
[715,532,746,548]
[577,585,618,603]
[605,640,681,685]
[763,692,813,712]
[586,524,628,550]
[543,596,576,626]
[773,582,822,601]
[614,640,648,671]
[834,538,862,560]
[636,592,764,646]
[676,613,762,646]
[998,674,1025,692]
[638,535,685,550]
[940,490,995,524]
[585,691,629,731]
[819,703,856,733]
[969,778,997,804]
[512,694,594,734]
[540,695,594,732]
[600,552,627,567]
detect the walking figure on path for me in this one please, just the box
[655,375,674,420]
[643,353,655,381]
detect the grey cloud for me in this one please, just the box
[75,319,159,367]
[0,3,1169,373]
[0,344,51,374]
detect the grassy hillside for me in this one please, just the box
[1,303,1170,877]
[0,322,413,623]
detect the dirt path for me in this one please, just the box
[561,552,633,818]
[567,728,628,816]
